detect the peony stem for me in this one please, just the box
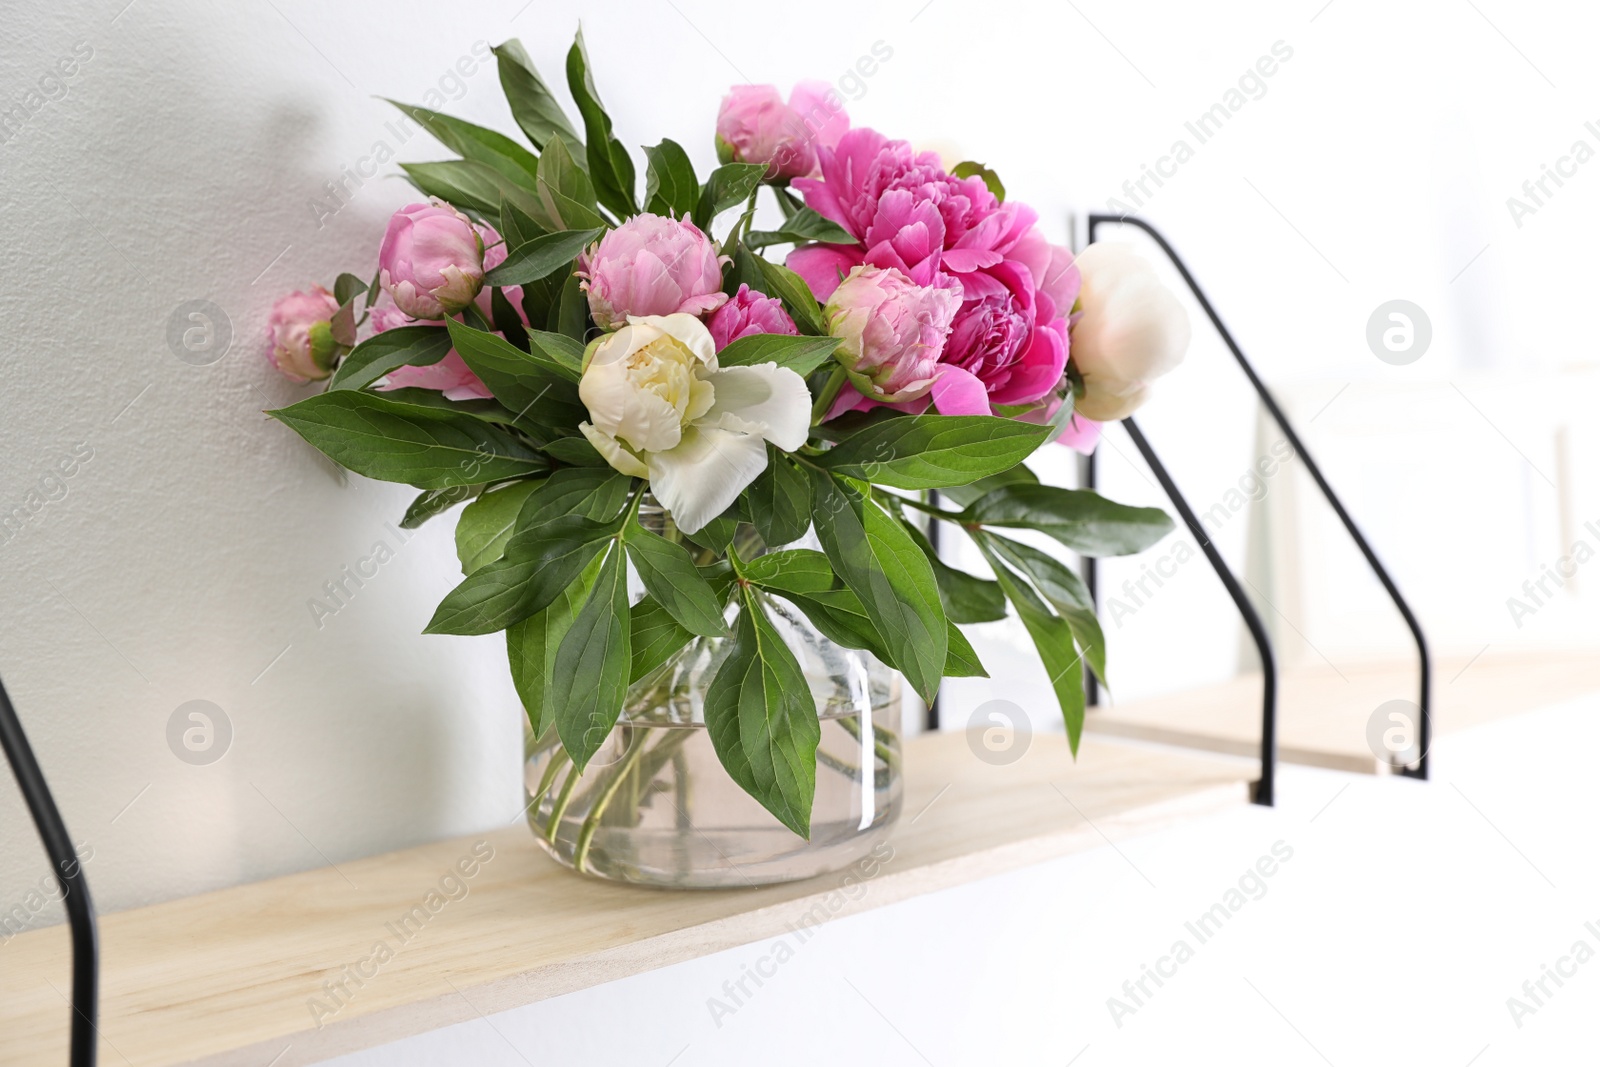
[811,366,848,426]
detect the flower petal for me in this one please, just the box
[988,320,1067,407]
[928,364,991,416]
[786,244,864,302]
[647,424,768,533]
[630,313,718,368]
[581,422,650,477]
[699,363,813,451]
[578,344,685,453]
[1055,414,1102,455]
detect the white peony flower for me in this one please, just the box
[578,313,811,533]
[1069,243,1191,422]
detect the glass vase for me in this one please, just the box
[523,585,903,889]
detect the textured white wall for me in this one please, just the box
[3,0,1594,927]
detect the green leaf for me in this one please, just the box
[693,161,767,229]
[745,206,857,249]
[643,138,698,217]
[500,192,546,247]
[565,27,637,218]
[950,160,1005,201]
[983,532,1107,687]
[628,595,694,684]
[537,134,606,230]
[723,241,767,297]
[716,333,841,376]
[745,448,813,547]
[399,160,541,224]
[754,257,828,336]
[455,480,544,573]
[555,270,591,341]
[370,389,538,436]
[899,517,1006,624]
[551,540,632,767]
[333,272,368,306]
[704,590,821,837]
[519,468,632,527]
[809,471,947,702]
[781,588,894,667]
[485,227,604,286]
[326,326,453,392]
[623,520,729,637]
[493,39,583,152]
[444,319,584,426]
[507,551,605,736]
[519,273,562,329]
[944,623,988,678]
[401,484,483,530]
[268,391,547,489]
[385,99,540,187]
[740,548,837,596]
[962,485,1175,557]
[980,543,1086,753]
[936,462,1039,507]
[541,435,608,467]
[527,329,586,377]
[486,287,528,353]
[680,498,745,552]
[425,514,618,635]
[819,415,1049,490]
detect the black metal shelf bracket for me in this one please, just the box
[0,673,99,1066]
[1083,213,1432,781]
[1122,416,1278,806]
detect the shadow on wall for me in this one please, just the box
[0,2,521,920]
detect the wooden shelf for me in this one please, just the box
[0,732,1249,1067]
[1085,647,1600,773]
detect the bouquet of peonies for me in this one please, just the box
[265,31,1190,837]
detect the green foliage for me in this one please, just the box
[817,414,1051,490]
[269,391,546,489]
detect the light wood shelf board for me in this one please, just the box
[1,732,1250,1067]
[1084,647,1600,774]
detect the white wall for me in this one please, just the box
[2,0,1595,922]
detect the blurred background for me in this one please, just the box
[1,0,1594,923]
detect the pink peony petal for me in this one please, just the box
[787,244,864,301]
[988,320,1067,406]
[1056,414,1102,454]
[928,364,991,416]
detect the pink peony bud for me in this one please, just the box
[716,81,848,181]
[823,265,962,403]
[266,286,350,382]
[705,284,798,350]
[576,213,729,331]
[378,199,485,320]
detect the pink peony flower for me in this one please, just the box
[716,82,848,181]
[577,213,729,331]
[823,264,961,404]
[789,127,1085,416]
[705,284,798,350]
[378,199,486,320]
[266,286,351,382]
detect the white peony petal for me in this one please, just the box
[646,424,768,533]
[630,313,718,368]
[698,363,812,451]
[578,351,685,453]
[580,422,649,478]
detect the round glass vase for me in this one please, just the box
[522,512,903,889]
